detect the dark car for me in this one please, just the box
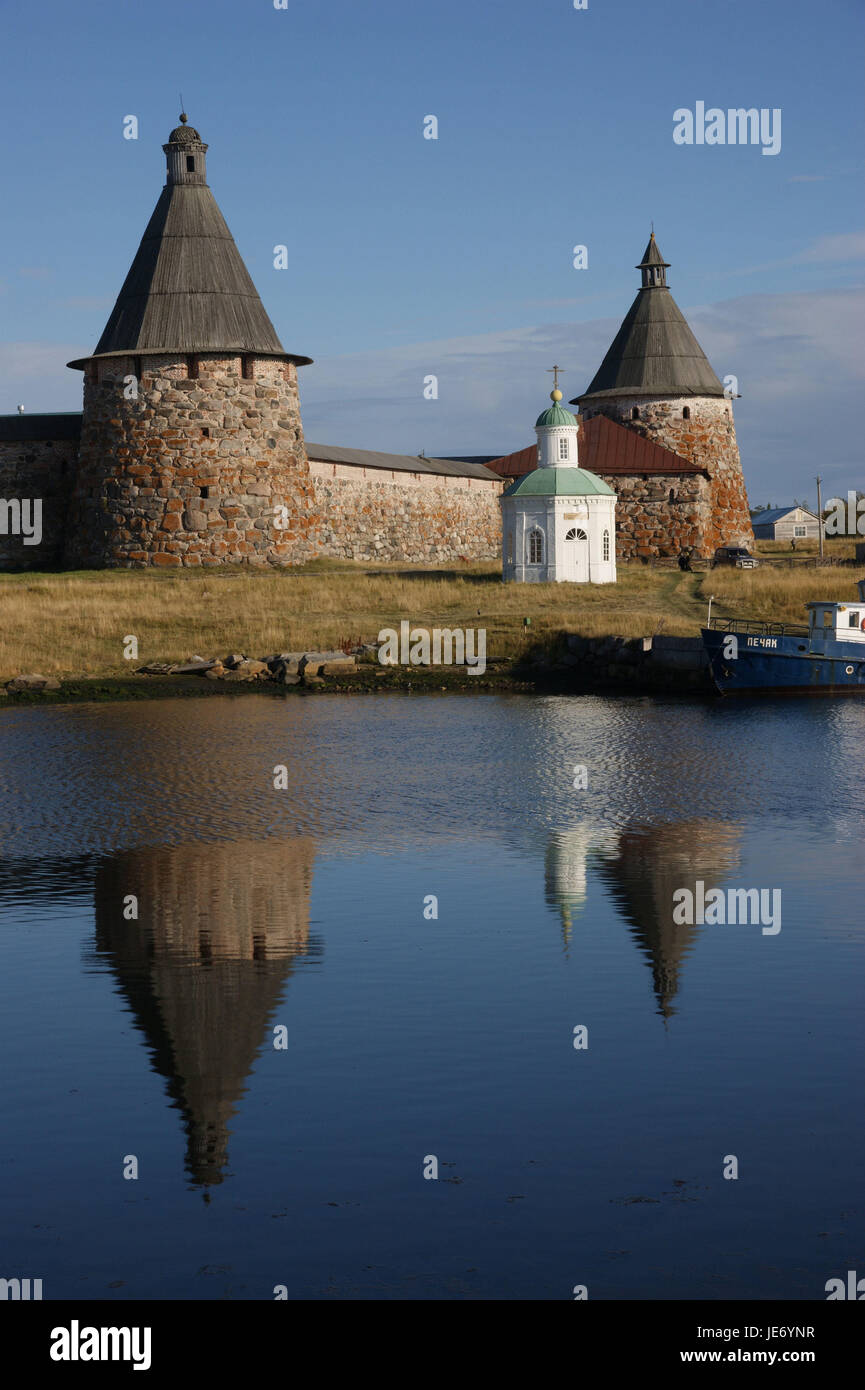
[711,545,760,570]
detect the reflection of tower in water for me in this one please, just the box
[544,819,742,1017]
[544,826,612,949]
[92,838,315,1188]
[596,820,742,1019]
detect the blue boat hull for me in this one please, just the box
[701,628,865,696]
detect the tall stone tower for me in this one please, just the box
[571,233,753,555]
[65,114,317,568]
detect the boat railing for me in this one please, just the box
[707,616,810,637]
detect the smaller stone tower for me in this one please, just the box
[65,114,317,569]
[571,233,753,555]
[502,380,617,583]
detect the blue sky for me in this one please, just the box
[0,0,862,503]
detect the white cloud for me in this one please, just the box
[719,230,865,277]
[797,232,865,263]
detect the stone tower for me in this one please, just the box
[65,114,318,568]
[571,234,753,555]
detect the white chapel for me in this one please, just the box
[500,377,617,583]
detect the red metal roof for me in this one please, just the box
[486,414,703,479]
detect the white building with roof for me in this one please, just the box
[500,385,617,583]
[751,505,820,542]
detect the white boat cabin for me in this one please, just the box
[807,602,865,644]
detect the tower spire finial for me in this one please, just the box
[547,363,564,401]
[637,231,669,288]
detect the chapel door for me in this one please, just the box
[564,527,589,581]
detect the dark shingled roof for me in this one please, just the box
[69,121,310,369]
[307,442,501,480]
[752,505,818,525]
[573,237,724,403]
[637,233,669,269]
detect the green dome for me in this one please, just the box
[503,467,616,499]
[535,402,577,428]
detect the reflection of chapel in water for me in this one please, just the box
[92,838,316,1189]
[545,820,742,1019]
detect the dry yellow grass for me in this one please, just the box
[752,537,857,558]
[0,558,862,679]
[703,563,860,624]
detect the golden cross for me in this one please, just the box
[547,365,564,390]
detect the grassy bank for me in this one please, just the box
[1,551,862,682]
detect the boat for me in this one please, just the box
[701,580,865,696]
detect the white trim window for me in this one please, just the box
[565,527,587,541]
[793,525,807,538]
[558,436,569,461]
[528,529,544,565]
[603,529,610,561]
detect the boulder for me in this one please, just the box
[6,673,61,692]
[300,652,354,676]
[271,656,302,677]
[266,651,305,670]
[224,653,246,669]
[233,659,268,677]
[168,659,218,675]
[320,658,356,676]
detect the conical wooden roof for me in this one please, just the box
[70,117,311,367]
[573,236,723,402]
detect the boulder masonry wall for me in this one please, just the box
[64,354,318,569]
[592,395,753,555]
[308,460,503,563]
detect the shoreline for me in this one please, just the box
[0,648,719,707]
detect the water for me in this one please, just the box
[0,693,862,1300]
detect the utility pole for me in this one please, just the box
[816,475,824,560]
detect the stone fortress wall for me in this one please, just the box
[1,406,505,571]
[63,353,320,569]
[0,408,751,570]
[307,459,503,564]
[0,422,77,570]
[594,468,713,561]
[584,395,753,555]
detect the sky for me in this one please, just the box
[0,0,862,505]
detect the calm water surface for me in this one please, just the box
[0,693,862,1300]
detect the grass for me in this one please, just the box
[1,554,862,680]
[752,537,858,559]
